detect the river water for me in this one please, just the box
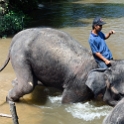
[0,0,124,123]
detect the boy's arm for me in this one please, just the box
[105,30,115,39]
[95,52,111,65]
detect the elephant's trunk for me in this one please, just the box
[110,86,119,95]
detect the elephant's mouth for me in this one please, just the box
[111,86,124,100]
[106,78,124,99]
[118,93,124,101]
[119,92,124,97]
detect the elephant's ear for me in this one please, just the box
[85,68,106,97]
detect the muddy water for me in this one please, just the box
[1,0,124,124]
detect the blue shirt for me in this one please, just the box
[88,31,113,62]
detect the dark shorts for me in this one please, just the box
[97,61,108,69]
[97,58,113,69]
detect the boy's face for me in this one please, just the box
[94,25,102,32]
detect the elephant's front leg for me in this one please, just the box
[62,88,93,103]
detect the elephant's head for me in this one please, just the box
[85,64,124,106]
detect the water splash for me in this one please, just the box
[48,96,62,104]
[65,102,112,121]
[44,96,112,121]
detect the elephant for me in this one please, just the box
[103,98,124,124]
[0,28,98,103]
[85,60,124,106]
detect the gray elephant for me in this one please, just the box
[85,60,124,106]
[103,98,124,124]
[0,28,97,103]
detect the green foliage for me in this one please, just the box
[0,0,38,37]
[0,10,25,36]
[8,0,39,13]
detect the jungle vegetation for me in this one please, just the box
[0,0,62,37]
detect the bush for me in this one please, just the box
[0,11,25,37]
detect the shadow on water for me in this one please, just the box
[21,86,63,105]
[28,2,124,28]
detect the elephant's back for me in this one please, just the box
[10,28,96,74]
[10,28,91,61]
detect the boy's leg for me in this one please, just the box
[97,61,108,69]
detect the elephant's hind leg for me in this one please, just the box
[7,62,36,102]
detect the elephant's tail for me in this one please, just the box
[0,51,10,72]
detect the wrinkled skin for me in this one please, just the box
[85,60,124,106]
[103,98,124,124]
[0,28,97,103]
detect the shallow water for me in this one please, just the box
[0,0,124,123]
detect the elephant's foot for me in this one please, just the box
[6,96,13,103]
[6,90,19,103]
[6,95,19,103]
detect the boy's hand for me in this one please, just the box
[109,30,115,35]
